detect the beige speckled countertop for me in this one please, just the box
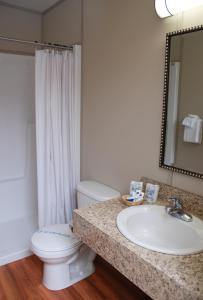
[73,198,203,300]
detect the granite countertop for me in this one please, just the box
[73,198,203,300]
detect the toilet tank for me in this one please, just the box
[76,181,121,209]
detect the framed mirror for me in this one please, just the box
[160,25,203,179]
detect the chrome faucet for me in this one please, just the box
[165,197,193,222]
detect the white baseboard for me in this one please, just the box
[0,249,32,266]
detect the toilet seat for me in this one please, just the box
[31,224,81,256]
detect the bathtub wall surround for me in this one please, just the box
[73,178,203,300]
[0,2,41,266]
[0,53,38,266]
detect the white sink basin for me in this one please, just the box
[117,205,203,255]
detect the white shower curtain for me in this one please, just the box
[35,46,81,228]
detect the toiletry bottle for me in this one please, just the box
[145,183,159,203]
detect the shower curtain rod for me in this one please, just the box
[0,35,73,50]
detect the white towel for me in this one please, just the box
[182,115,202,144]
[182,114,198,128]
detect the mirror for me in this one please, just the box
[160,25,203,179]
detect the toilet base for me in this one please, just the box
[43,257,95,290]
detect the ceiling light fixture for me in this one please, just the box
[155,0,203,18]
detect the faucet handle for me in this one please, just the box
[168,197,182,210]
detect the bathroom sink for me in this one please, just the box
[117,205,203,255]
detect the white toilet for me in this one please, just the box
[31,181,120,290]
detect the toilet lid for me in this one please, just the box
[31,224,81,252]
[77,181,121,201]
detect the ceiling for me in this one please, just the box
[0,0,63,13]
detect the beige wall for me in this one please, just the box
[41,0,203,196]
[81,0,203,196]
[0,5,42,54]
[42,0,82,44]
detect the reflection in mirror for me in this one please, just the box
[160,26,203,179]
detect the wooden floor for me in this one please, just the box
[0,255,151,300]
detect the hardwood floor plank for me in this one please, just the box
[0,266,22,300]
[63,286,83,300]
[73,279,105,300]
[94,257,151,300]
[0,255,151,300]
[87,271,127,300]
[8,260,43,300]
[0,277,7,300]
